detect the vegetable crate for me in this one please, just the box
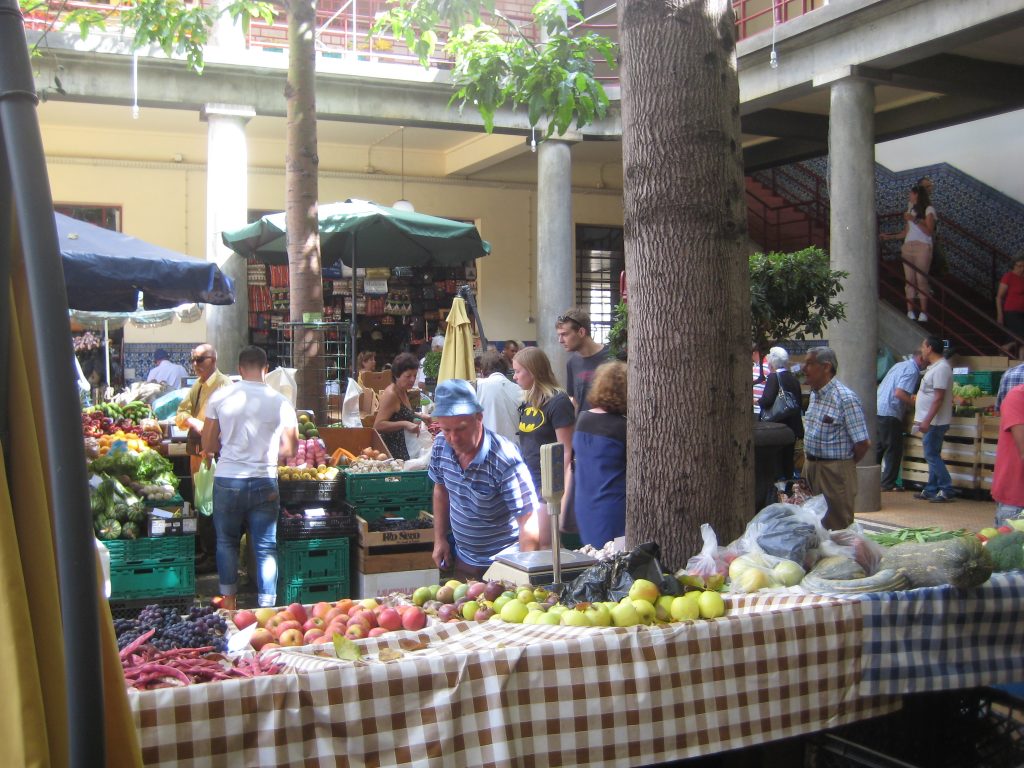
[806,687,1024,768]
[110,561,195,601]
[103,535,194,567]
[277,575,350,606]
[279,537,350,581]
[278,479,343,506]
[953,370,1004,395]
[901,414,986,492]
[278,513,358,541]
[344,470,431,507]
[342,500,428,523]
[355,514,435,575]
[109,595,194,621]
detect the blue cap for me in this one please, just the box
[432,379,483,418]
[154,348,169,361]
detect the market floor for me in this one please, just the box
[857,488,995,531]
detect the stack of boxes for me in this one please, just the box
[106,534,196,617]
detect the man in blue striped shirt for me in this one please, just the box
[996,362,1024,411]
[803,347,871,530]
[429,379,540,579]
[876,351,924,491]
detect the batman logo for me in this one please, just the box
[518,406,546,433]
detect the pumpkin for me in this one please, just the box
[878,536,993,589]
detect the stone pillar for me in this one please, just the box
[202,103,255,375]
[828,77,880,512]
[536,139,574,384]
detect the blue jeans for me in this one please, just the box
[212,476,280,607]
[921,424,953,496]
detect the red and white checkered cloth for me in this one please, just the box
[129,593,897,767]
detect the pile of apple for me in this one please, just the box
[977,518,1024,542]
[410,577,726,627]
[232,598,429,651]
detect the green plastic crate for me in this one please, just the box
[279,537,349,581]
[341,500,428,523]
[110,562,195,601]
[277,576,350,606]
[953,370,1003,394]
[344,470,431,506]
[102,535,194,567]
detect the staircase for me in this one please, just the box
[747,161,1024,358]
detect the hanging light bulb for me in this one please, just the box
[530,127,537,154]
[393,127,415,212]
[131,51,141,119]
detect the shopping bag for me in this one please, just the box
[194,458,216,517]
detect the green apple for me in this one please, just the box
[453,583,470,601]
[631,598,656,624]
[411,587,432,606]
[655,595,675,621]
[499,600,530,624]
[628,578,660,603]
[697,590,726,619]
[492,595,512,612]
[561,608,593,627]
[547,603,568,616]
[979,527,1000,540]
[461,600,480,621]
[533,588,550,602]
[522,610,539,625]
[610,601,641,627]
[586,604,612,626]
[445,579,462,590]
[538,611,562,625]
[1009,518,1024,533]
[427,584,440,599]
[516,587,535,604]
[670,595,700,621]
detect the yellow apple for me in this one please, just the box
[499,600,529,624]
[587,604,612,626]
[670,595,700,621]
[655,595,675,621]
[628,578,660,603]
[631,598,656,624]
[561,608,593,627]
[697,590,726,619]
[610,601,641,627]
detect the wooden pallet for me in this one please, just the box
[901,414,984,491]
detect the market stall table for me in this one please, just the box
[129,593,895,767]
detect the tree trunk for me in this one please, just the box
[285,0,325,418]
[618,0,753,570]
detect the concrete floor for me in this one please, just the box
[858,489,996,532]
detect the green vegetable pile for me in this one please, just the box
[90,449,179,489]
[866,527,971,547]
[986,531,1024,571]
[91,475,146,541]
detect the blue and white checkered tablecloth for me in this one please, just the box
[855,571,1024,696]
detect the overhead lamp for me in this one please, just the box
[393,127,415,212]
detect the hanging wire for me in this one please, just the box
[770,0,779,69]
[131,50,140,118]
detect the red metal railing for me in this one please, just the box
[732,0,824,41]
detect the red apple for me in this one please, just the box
[288,602,308,624]
[437,604,459,622]
[312,601,333,620]
[402,606,427,630]
[272,620,302,639]
[377,607,403,632]
[998,525,1014,535]
[344,624,366,640]
[483,581,504,602]
[474,605,495,622]
[261,642,281,651]
[335,598,355,615]
[302,617,326,632]
[250,628,275,651]
[346,615,371,633]
[278,628,304,647]
[233,610,257,630]
[466,581,487,600]
[324,607,347,624]
[303,628,325,645]
[367,627,388,637]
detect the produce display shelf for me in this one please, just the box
[278,513,358,541]
[344,470,431,506]
[278,479,343,505]
[110,562,195,601]
[953,370,1003,394]
[342,500,429,523]
[102,534,195,567]
[109,595,194,621]
[278,575,350,606]
[279,536,350,581]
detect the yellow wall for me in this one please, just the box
[41,122,624,348]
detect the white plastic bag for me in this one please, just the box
[265,367,298,406]
[403,427,435,470]
[341,378,364,428]
[684,523,728,579]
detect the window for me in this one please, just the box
[575,226,624,344]
[55,204,121,231]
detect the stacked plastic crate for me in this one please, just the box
[106,535,196,618]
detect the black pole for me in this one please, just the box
[0,1,106,764]
[350,237,358,377]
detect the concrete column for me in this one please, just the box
[828,77,880,512]
[202,103,255,375]
[536,138,574,384]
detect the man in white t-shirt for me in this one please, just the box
[912,335,954,503]
[146,348,189,389]
[475,351,522,445]
[202,346,299,609]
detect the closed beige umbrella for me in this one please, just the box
[438,298,476,383]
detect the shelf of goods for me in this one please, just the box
[900,413,997,492]
[106,534,196,608]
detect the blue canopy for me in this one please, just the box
[56,212,235,311]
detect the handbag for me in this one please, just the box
[761,372,800,421]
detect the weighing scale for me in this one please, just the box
[482,443,597,586]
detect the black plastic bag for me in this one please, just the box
[560,542,681,607]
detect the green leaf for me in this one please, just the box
[333,635,362,662]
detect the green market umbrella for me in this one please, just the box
[222,199,490,373]
[221,198,491,268]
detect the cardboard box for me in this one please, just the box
[357,514,432,548]
[146,508,198,537]
[318,427,391,459]
[356,568,440,599]
[358,547,436,574]
[358,371,392,392]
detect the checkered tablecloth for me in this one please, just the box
[130,593,895,767]
[854,571,1024,696]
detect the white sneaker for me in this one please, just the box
[918,312,928,322]
[907,310,916,320]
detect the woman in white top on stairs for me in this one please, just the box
[881,183,937,323]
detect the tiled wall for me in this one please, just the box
[753,159,1024,300]
[123,343,196,383]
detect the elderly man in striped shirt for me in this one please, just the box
[429,379,540,579]
[802,347,871,530]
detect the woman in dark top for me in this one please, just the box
[572,361,627,549]
[512,346,574,547]
[374,352,423,461]
[757,346,804,479]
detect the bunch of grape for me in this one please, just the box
[367,516,431,532]
[115,604,229,652]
